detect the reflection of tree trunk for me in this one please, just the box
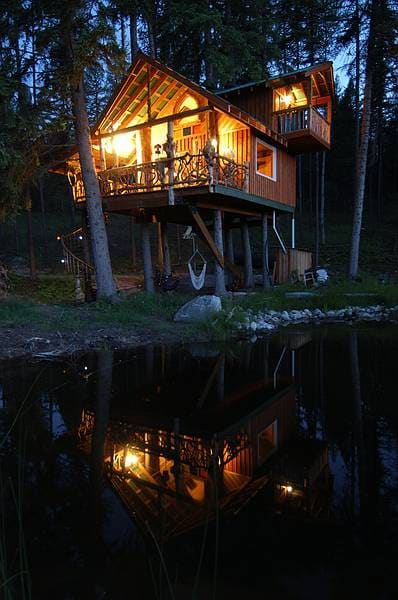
[216,353,225,403]
[90,350,113,536]
[350,332,368,538]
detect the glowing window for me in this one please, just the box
[256,139,276,180]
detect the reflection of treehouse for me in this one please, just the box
[264,438,332,518]
[78,383,297,541]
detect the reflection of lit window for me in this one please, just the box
[258,420,278,463]
[256,140,276,180]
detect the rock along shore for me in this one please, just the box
[233,304,398,334]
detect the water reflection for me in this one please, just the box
[77,333,332,546]
[1,327,398,598]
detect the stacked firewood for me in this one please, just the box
[0,262,9,295]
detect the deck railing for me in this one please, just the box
[69,152,249,203]
[274,106,330,145]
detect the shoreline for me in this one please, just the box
[0,302,397,363]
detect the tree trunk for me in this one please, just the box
[141,222,155,293]
[70,74,116,299]
[348,12,376,279]
[354,0,361,156]
[320,152,326,245]
[262,214,271,289]
[129,12,138,63]
[315,152,320,266]
[161,221,172,276]
[39,176,49,266]
[27,206,36,280]
[214,210,226,296]
[241,219,254,288]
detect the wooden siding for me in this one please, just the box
[248,132,296,207]
[275,248,313,283]
[224,389,296,477]
[221,85,273,128]
[217,112,250,164]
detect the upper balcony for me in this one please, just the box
[273,106,331,153]
[269,62,334,153]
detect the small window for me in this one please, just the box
[256,139,276,180]
[182,126,192,137]
[258,420,278,463]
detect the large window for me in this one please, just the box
[256,139,276,180]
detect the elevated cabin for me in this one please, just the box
[61,54,334,292]
[219,62,334,153]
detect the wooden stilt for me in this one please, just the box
[226,228,235,264]
[141,222,155,293]
[262,214,271,289]
[214,209,226,296]
[161,221,172,276]
[226,227,235,286]
[130,215,137,269]
[157,222,164,269]
[241,218,254,288]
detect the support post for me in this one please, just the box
[291,213,295,249]
[262,214,271,289]
[166,121,175,206]
[214,210,226,296]
[226,227,235,286]
[240,218,254,289]
[161,221,172,276]
[141,222,155,293]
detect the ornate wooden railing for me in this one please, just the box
[78,409,250,470]
[273,106,330,145]
[69,152,249,203]
[59,228,94,279]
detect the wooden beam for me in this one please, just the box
[114,72,169,131]
[95,105,212,141]
[101,63,147,130]
[189,207,224,268]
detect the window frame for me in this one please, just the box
[255,138,277,181]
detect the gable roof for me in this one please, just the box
[93,52,287,148]
[218,61,334,100]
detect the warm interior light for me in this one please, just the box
[112,133,135,157]
[211,138,218,149]
[124,451,140,468]
[281,94,293,105]
[284,485,293,493]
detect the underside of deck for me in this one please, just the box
[76,185,294,224]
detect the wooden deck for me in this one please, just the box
[273,106,331,152]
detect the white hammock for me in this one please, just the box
[188,249,207,290]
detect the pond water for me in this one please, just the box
[1,325,398,599]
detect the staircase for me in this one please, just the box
[59,228,94,298]
[59,229,137,296]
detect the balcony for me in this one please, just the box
[273,106,331,153]
[69,152,249,203]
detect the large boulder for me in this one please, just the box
[174,295,222,323]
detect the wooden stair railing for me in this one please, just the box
[59,228,94,300]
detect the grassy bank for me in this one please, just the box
[1,275,398,336]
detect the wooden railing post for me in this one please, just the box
[165,121,175,205]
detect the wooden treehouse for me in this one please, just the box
[60,54,334,293]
